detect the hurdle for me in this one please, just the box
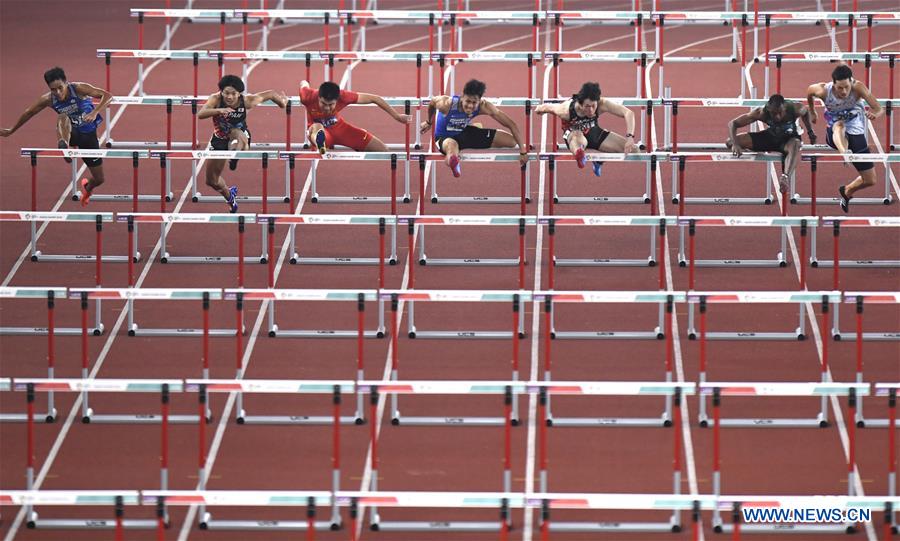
[393,285,528,339]
[678,216,816,273]
[21,147,174,205]
[0,288,66,423]
[185,380,352,530]
[14,379,179,530]
[693,292,843,427]
[543,215,674,270]
[225,289,377,425]
[291,151,411,205]
[810,217,900,340]
[117,212,263,271]
[545,152,658,207]
[537,292,685,426]
[406,214,533,272]
[535,381,695,532]
[701,382,870,533]
[150,149,291,209]
[875,384,899,531]
[843,296,900,428]
[798,153,898,211]
[261,213,397,269]
[668,151,784,209]
[364,380,521,532]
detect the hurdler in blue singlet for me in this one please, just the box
[50,83,102,133]
[433,96,480,138]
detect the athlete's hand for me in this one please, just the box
[275,91,288,108]
[865,109,880,120]
[83,111,99,123]
[623,138,636,154]
[419,120,432,134]
[396,114,411,124]
[809,109,818,124]
[0,128,13,137]
[518,149,529,165]
[732,144,743,158]
[807,132,817,145]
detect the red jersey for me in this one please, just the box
[299,87,359,127]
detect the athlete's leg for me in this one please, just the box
[204,159,231,199]
[490,129,517,148]
[441,137,462,177]
[781,137,802,193]
[725,133,755,151]
[832,120,850,154]
[363,135,389,152]
[307,122,327,153]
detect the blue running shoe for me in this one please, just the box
[592,161,603,177]
[315,129,327,155]
[227,185,239,213]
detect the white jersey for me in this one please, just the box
[823,81,866,136]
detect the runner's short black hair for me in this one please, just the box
[462,79,486,98]
[218,75,245,93]
[44,67,66,85]
[318,81,341,101]
[575,82,601,103]
[831,64,853,82]
[766,94,786,108]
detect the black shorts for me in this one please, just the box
[563,125,610,151]
[209,128,252,151]
[435,126,496,154]
[748,129,800,153]
[826,128,873,172]
[68,130,102,167]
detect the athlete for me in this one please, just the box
[535,81,636,176]
[807,64,883,212]
[0,67,113,205]
[726,94,816,193]
[198,74,287,212]
[421,79,528,177]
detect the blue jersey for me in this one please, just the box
[51,84,102,133]
[434,96,480,138]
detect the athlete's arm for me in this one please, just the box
[854,81,883,120]
[534,100,569,118]
[727,108,762,157]
[806,83,826,124]
[795,103,817,144]
[0,93,52,136]
[197,93,228,120]
[246,90,288,109]
[421,95,451,133]
[357,93,410,124]
[73,82,113,123]
[481,100,527,156]
[599,99,636,150]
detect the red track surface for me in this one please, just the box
[1,0,898,540]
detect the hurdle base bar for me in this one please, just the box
[311,195,411,204]
[292,257,397,266]
[372,521,501,532]
[0,326,104,336]
[81,193,174,203]
[832,331,900,341]
[200,519,340,531]
[792,195,893,206]
[553,195,651,204]
[30,253,132,264]
[678,254,787,268]
[268,325,385,339]
[390,414,509,426]
[431,196,530,204]
[79,413,210,424]
[551,329,664,339]
[713,522,854,534]
[407,329,521,339]
[419,256,521,266]
[128,325,239,337]
[674,196,774,205]
[191,193,291,205]
[698,414,828,428]
[689,330,805,340]
[547,412,672,428]
[27,517,157,530]
[160,254,266,265]
[548,520,680,533]
[0,410,57,423]
[811,260,900,269]
[554,257,656,267]
[236,414,364,426]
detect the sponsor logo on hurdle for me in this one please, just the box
[742,507,871,525]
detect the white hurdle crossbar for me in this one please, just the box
[677,216,815,270]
